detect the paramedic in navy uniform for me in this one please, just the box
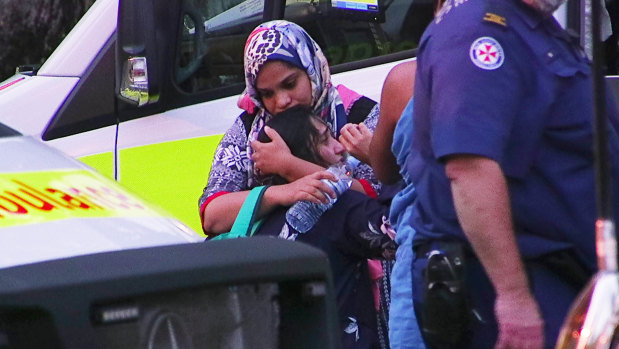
[408,0,619,346]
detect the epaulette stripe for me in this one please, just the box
[483,12,507,27]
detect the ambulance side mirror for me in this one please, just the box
[607,76,619,109]
[116,0,160,107]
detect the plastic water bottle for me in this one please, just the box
[285,156,360,233]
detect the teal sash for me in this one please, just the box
[211,185,268,240]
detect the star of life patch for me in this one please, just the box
[469,36,504,70]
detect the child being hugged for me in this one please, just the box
[253,105,395,349]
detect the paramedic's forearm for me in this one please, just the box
[446,156,530,297]
[446,155,543,348]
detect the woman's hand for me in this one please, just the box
[339,123,373,164]
[268,171,338,207]
[251,126,293,176]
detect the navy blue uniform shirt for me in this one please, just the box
[407,0,619,272]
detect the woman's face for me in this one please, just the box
[313,119,346,165]
[255,60,313,115]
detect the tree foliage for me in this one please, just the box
[0,0,95,81]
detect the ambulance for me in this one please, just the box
[0,122,201,269]
[0,0,614,236]
[0,0,435,234]
[0,122,339,348]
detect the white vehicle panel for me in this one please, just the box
[117,60,410,148]
[118,95,240,147]
[331,59,410,104]
[1,135,85,171]
[0,76,79,137]
[0,135,201,269]
[0,216,200,269]
[38,0,118,77]
[48,125,118,158]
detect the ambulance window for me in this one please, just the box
[175,0,265,94]
[0,122,20,137]
[285,0,433,68]
[173,0,434,95]
[42,34,117,140]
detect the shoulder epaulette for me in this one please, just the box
[483,1,508,27]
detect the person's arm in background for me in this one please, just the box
[340,61,416,183]
[369,61,416,184]
[446,155,544,349]
[339,122,373,164]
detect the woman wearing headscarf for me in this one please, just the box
[199,20,380,235]
[198,21,389,349]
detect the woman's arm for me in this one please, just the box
[199,117,251,234]
[261,171,338,209]
[369,61,416,184]
[252,126,371,195]
[278,157,378,196]
[202,190,250,233]
[251,126,323,181]
[203,171,339,234]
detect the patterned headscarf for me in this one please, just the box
[238,20,347,186]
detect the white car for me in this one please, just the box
[0,121,338,348]
[0,121,202,269]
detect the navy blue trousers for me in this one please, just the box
[412,248,582,349]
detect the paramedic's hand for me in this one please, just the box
[494,288,544,349]
[339,123,372,164]
[251,126,292,176]
[273,171,338,206]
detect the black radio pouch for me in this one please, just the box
[420,242,471,347]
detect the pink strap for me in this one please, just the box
[367,259,384,311]
[336,84,362,113]
[237,94,256,114]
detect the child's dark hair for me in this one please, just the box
[258,106,332,182]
